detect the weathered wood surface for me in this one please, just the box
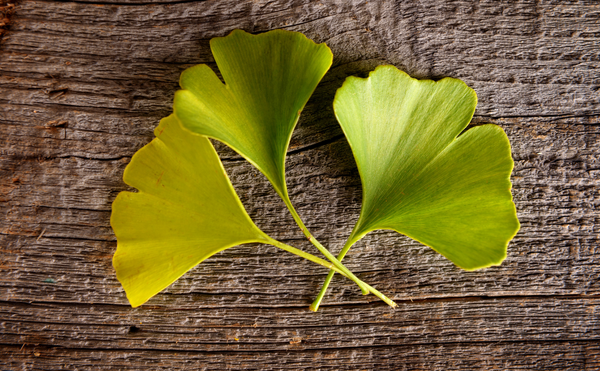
[1,0,599,369]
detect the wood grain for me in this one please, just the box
[2,342,598,370]
[1,0,599,369]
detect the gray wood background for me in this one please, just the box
[1,0,599,369]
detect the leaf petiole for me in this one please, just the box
[280,194,369,295]
[265,237,348,277]
[310,238,356,311]
[279,191,397,309]
[266,236,397,310]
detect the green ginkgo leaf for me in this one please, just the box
[111,114,391,308]
[311,65,520,310]
[174,29,332,203]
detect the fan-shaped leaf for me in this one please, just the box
[311,65,520,310]
[111,114,272,307]
[173,29,332,200]
[337,65,520,269]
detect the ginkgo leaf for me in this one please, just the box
[111,114,390,308]
[173,29,332,202]
[311,65,520,310]
[111,114,273,307]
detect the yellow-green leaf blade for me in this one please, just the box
[173,29,333,196]
[372,124,519,269]
[111,115,269,307]
[335,65,520,270]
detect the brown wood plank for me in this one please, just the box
[2,341,598,370]
[1,297,599,351]
[2,0,599,369]
[2,116,599,306]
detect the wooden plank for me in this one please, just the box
[2,116,599,307]
[1,297,599,351]
[3,0,597,116]
[2,0,599,369]
[2,341,598,370]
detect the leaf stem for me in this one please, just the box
[266,237,397,310]
[310,238,355,312]
[265,237,349,278]
[280,197,369,295]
